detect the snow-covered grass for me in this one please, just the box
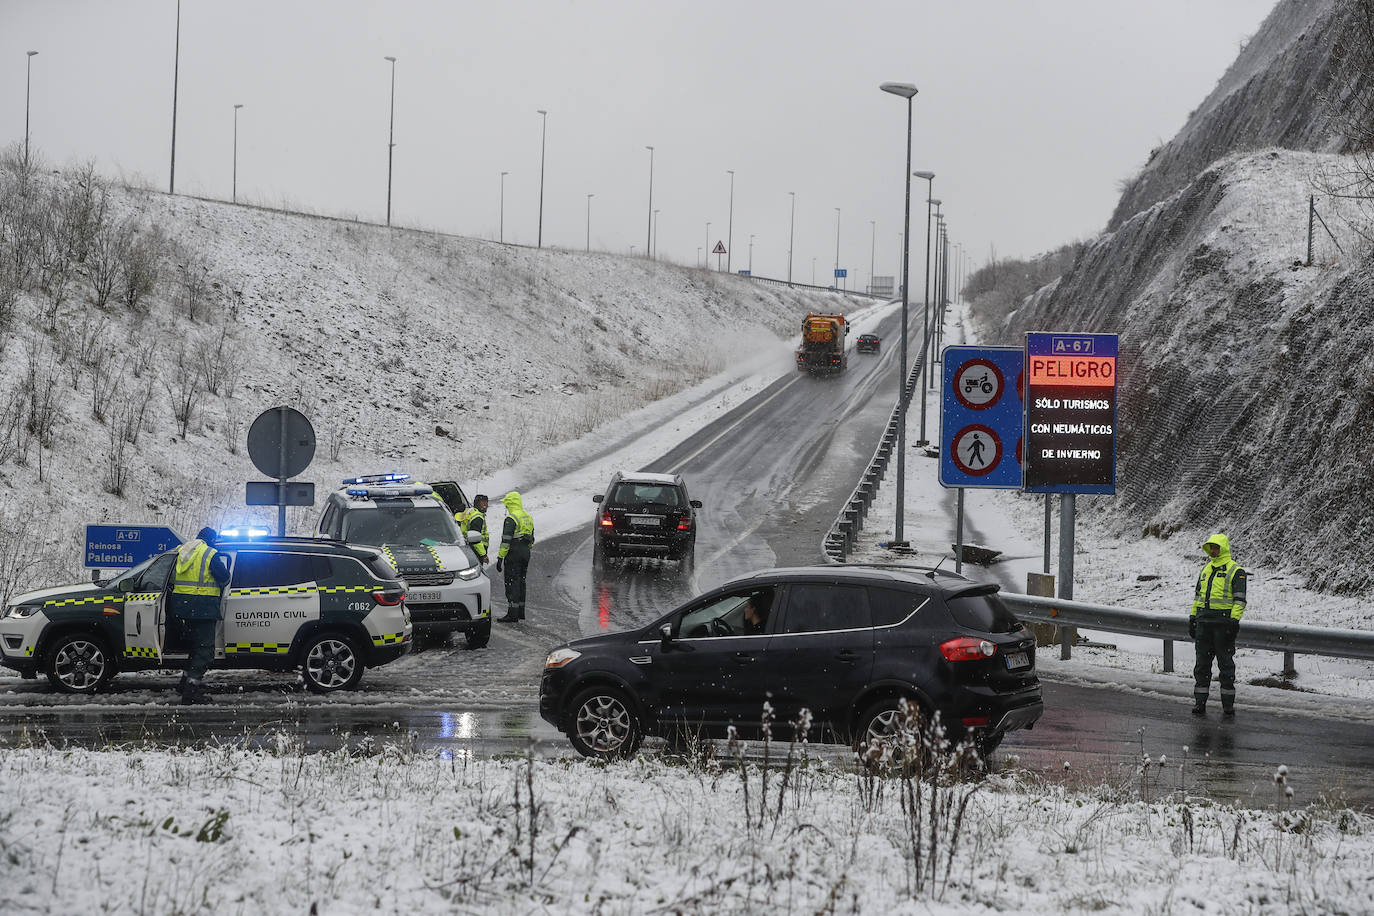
[2,733,1370,915]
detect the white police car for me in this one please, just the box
[315,475,492,649]
[0,534,412,695]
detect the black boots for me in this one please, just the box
[178,676,214,705]
[1190,703,1206,716]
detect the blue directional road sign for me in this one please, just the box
[834,268,847,278]
[939,345,1025,489]
[85,525,184,569]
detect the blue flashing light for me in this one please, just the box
[342,473,410,486]
[219,526,270,540]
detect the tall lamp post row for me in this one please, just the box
[24,50,38,169]
[384,56,397,227]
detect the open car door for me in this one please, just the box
[428,480,469,515]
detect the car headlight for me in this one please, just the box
[4,603,41,620]
[457,564,481,581]
[544,647,581,669]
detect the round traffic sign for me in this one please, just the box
[247,406,316,479]
[950,424,1003,476]
[953,358,1005,410]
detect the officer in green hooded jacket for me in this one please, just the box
[496,492,534,622]
[1190,533,1247,717]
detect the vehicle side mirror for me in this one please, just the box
[660,623,673,651]
[689,499,702,509]
[117,579,137,594]
[466,530,483,545]
[592,494,603,503]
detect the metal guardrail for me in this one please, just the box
[1001,592,1374,676]
[744,273,887,300]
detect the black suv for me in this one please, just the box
[856,333,881,353]
[592,472,702,572]
[540,565,1042,759]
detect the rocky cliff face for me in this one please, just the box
[983,0,1374,594]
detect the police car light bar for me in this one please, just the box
[220,527,270,539]
[342,473,411,486]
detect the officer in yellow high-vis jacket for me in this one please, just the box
[456,494,490,566]
[171,526,230,705]
[496,492,534,623]
[1190,533,1247,717]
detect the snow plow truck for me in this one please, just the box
[795,312,848,374]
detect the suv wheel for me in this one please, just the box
[855,696,930,754]
[677,546,695,576]
[301,632,364,693]
[45,632,116,694]
[465,622,491,650]
[592,537,606,571]
[567,686,643,760]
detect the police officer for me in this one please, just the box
[456,494,490,566]
[1190,533,1247,717]
[496,492,534,622]
[171,527,230,705]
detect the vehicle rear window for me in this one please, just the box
[610,483,683,509]
[778,584,870,634]
[869,586,932,627]
[945,589,1022,634]
[231,552,332,589]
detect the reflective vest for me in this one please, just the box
[509,509,534,540]
[456,507,488,557]
[173,541,222,597]
[1192,560,1245,620]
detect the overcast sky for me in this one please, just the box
[5,0,1274,288]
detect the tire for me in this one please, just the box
[592,536,606,572]
[45,632,117,694]
[973,731,1004,759]
[854,696,929,752]
[465,623,491,650]
[567,686,643,760]
[677,546,695,576]
[301,632,364,693]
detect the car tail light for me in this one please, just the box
[372,589,405,606]
[939,637,996,662]
[677,517,691,531]
[961,716,991,727]
[600,512,615,528]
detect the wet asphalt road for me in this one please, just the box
[3,310,1372,811]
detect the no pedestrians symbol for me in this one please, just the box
[950,424,1002,476]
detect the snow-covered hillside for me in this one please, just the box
[0,167,850,602]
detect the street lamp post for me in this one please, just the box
[880,79,919,546]
[706,221,711,268]
[811,257,816,285]
[232,104,244,203]
[749,234,755,274]
[787,191,796,286]
[644,145,654,257]
[928,200,942,390]
[24,51,38,169]
[500,171,508,242]
[697,246,702,267]
[726,170,735,274]
[869,220,876,295]
[537,110,548,247]
[585,193,594,252]
[170,1,181,193]
[384,56,397,226]
[653,209,660,259]
[833,207,841,289]
[914,172,935,442]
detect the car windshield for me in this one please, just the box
[610,482,683,509]
[342,504,460,546]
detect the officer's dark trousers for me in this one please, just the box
[170,617,217,690]
[503,541,532,620]
[1192,618,1237,710]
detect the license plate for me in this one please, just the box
[409,590,441,602]
[630,517,661,527]
[1004,651,1029,670]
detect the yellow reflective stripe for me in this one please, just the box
[424,545,445,570]
[127,592,162,601]
[124,647,160,659]
[224,643,291,654]
[227,585,317,597]
[43,596,113,608]
[372,632,407,646]
[24,646,34,656]
[316,585,373,594]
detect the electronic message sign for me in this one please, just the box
[939,345,1024,489]
[1023,332,1118,493]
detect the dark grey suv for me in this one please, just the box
[592,471,701,572]
[540,565,1042,760]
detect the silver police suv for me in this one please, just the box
[315,475,492,648]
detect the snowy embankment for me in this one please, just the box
[2,740,1370,915]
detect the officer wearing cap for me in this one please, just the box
[170,527,230,705]
[456,495,490,566]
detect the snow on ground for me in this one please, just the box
[2,740,1370,915]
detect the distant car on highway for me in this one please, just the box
[540,564,1043,760]
[591,472,701,573]
[856,333,881,353]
